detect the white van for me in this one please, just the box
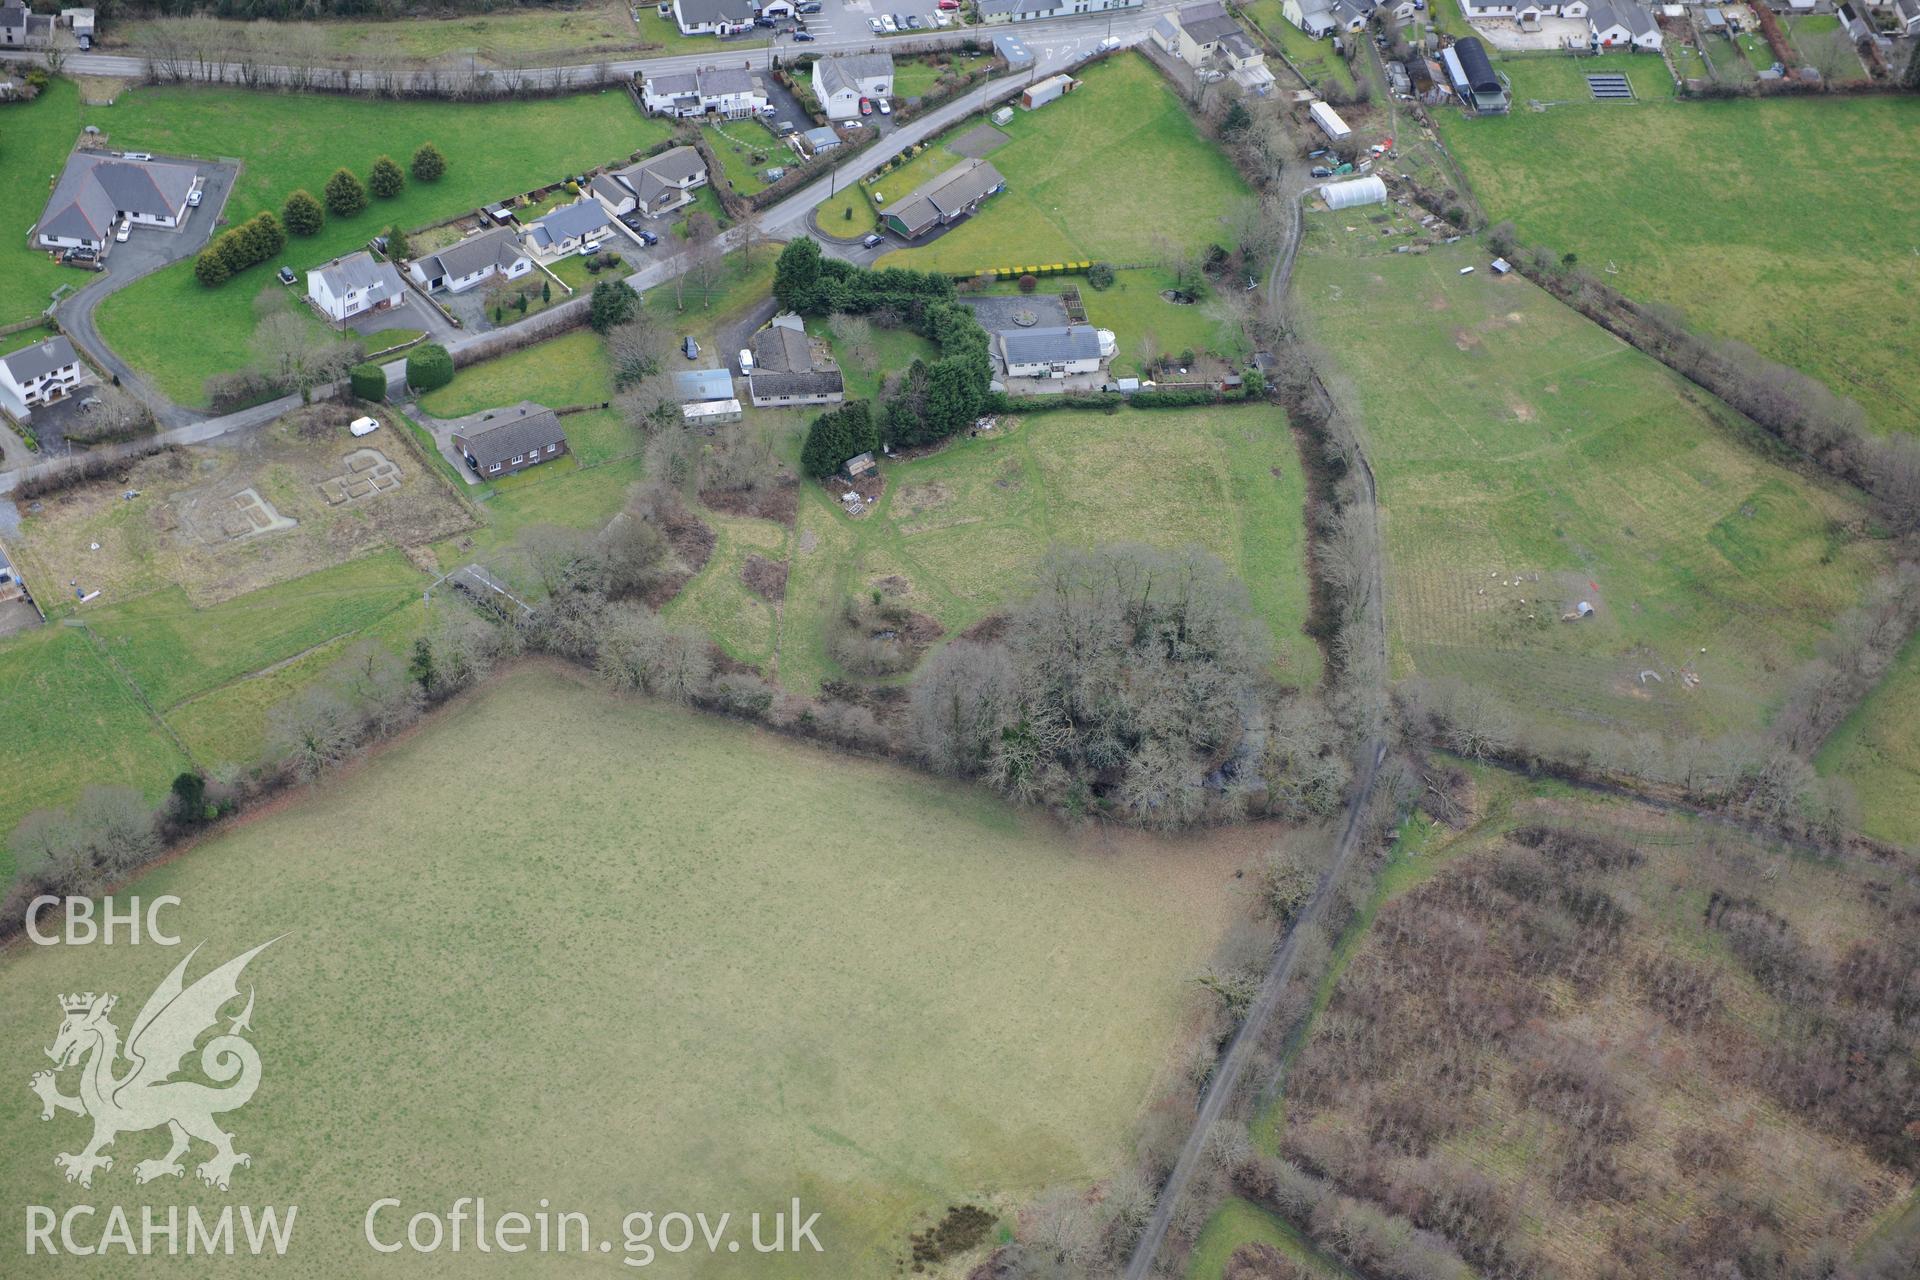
[349,416,381,437]
[739,348,754,375]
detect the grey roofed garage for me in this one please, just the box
[815,53,892,98]
[998,325,1102,365]
[454,407,568,470]
[1,336,80,384]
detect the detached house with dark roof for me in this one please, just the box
[670,0,757,35]
[452,405,570,478]
[0,0,54,46]
[640,65,768,118]
[0,336,87,419]
[812,53,894,120]
[307,252,407,323]
[747,313,844,408]
[882,158,1005,241]
[590,147,709,220]
[996,325,1117,381]
[1151,2,1276,95]
[408,227,533,295]
[522,199,616,261]
[36,152,201,253]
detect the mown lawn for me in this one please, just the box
[1440,80,1920,432]
[419,327,612,420]
[0,667,1259,1279]
[1240,0,1351,94]
[1816,632,1920,848]
[1296,233,1891,738]
[0,79,95,327]
[1189,1199,1350,1280]
[744,402,1318,695]
[86,86,672,406]
[875,53,1252,275]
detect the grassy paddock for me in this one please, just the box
[874,54,1251,275]
[1439,90,1920,433]
[1297,233,1887,739]
[738,402,1318,694]
[111,1,641,62]
[1816,632,1920,848]
[0,668,1260,1279]
[81,85,671,406]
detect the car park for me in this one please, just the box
[277,265,297,284]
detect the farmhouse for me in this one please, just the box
[523,200,616,259]
[1150,2,1276,96]
[0,337,87,419]
[811,53,893,121]
[996,325,1116,380]
[36,152,200,253]
[591,147,709,219]
[0,0,53,46]
[747,313,844,408]
[307,252,406,323]
[1443,36,1509,114]
[1586,0,1661,48]
[408,227,533,295]
[882,158,1005,240]
[640,65,768,118]
[452,405,570,478]
[977,0,1139,22]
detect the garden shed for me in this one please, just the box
[1321,175,1388,210]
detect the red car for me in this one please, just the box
[938,0,961,8]
[859,96,873,115]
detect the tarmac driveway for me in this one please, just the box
[54,155,240,431]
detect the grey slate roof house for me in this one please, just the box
[409,227,533,295]
[452,405,570,478]
[523,199,616,258]
[640,64,768,117]
[996,325,1117,379]
[672,0,756,34]
[591,147,709,219]
[0,336,86,417]
[882,159,1005,240]
[307,252,406,323]
[37,152,200,251]
[1,0,54,46]
[747,313,845,407]
[812,53,894,120]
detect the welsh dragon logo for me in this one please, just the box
[29,939,278,1192]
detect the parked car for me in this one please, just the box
[277,265,297,284]
[776,119,797,135]
[577,243,597,257]
[1099,34,1121,50]
[739,348,755,375]
[869,16,883,30]
[683,336,699,360]
[62,248,98,265]
[1307,147,1329,159]
[878,97,891,115]
[862,233,885,249]
[797,1,822,10]
[880,14,897,31]
[637,229,660,246]
[349,416,381,437]
[1310,165,1333,178]
[115,220,131,243]
[794,28,816,39]
[938,0,961,8]
[120,151,153,162]
[906,13,922,27]
[860,96,873,115]
[187,188,203,208]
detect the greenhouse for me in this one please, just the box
[1322,175,1388,211]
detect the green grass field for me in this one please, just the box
[1817,633,1920,848]
[0,79,96,327]
[112,0,641,62]
[76,85,670,406]
[1189,1199,1349,1280]
[1297,232,1888,738]
[0,667,1259,1278]
[871,54,1251,275]
[418,328,633,467]
[1439,90,1920,433]
[679,402,1319,694]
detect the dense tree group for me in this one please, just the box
[193,211,287,288]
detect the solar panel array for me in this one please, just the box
[1587,73,1635,100]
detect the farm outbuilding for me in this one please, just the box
[1321,175,1387,210]
[1022,74,1078,110]
[1308,100,1351,140]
